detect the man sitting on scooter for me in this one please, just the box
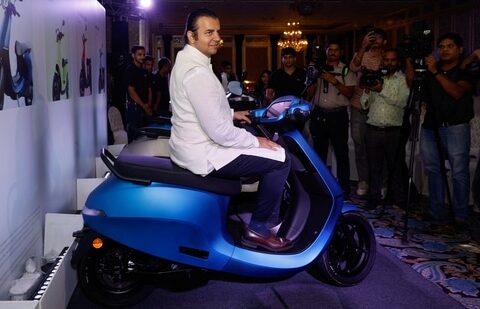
[169,8,292,252]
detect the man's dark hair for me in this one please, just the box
[281,47,297,57]
[131,45,145,54]
[384,48,398,55]
[144,55,154,62]
[326,40,343,50]
[158,57,171,70]
[183,8,218,44]
[437,32,464,47]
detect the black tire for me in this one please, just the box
[52,73,60,101]
[310,212,376,286]
[77,243,153,307]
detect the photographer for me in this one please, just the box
[360,49,409,210]
[308,41,355,198]
[350,27,387,196]
[409,33,474,227]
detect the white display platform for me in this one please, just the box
[0,214,83,309]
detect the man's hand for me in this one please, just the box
[425,54,437,74]
[361,31,376,50]
[233,110,252,124]
[257,136,280,150]
[368,80,383,93]
[320,71,337,85]
[143,104,153,117]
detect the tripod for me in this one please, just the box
[401,68,454,242]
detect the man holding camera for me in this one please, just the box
[308,41,355,198]
[361,49,409,210]
[410,33,474,227]
[350,28,387,197]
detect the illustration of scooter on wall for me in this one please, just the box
[52,20,68,101]
[98,47,105,93]
[0,0,33,110]
[79,26,91,96]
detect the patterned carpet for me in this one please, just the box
[351,194,480,309]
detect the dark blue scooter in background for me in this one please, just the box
[0,0,33,110]
[71,96,376,307]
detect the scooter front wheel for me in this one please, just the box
[77,243,153,307]
[310,212,376,286]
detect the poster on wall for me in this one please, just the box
[0,0,34,110]
[96,25,106,94]
[78,23,92,97]
[46,16,70,102]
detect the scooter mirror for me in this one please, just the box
[227,81,243,96]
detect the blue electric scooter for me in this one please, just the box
[71,96,376,307]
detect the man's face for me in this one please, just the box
[326,44,341,63]
[371,34,386,49]
[188,16,221,57]
[132,49,145,66]
[282,54,296,69]
[143,60,153,73]
[437,38,463,63]
[160,63,172,75]
[224,65,232,74]
[382,51,399,73]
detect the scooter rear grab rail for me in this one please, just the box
[101,148,152,185]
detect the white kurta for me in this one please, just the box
[169,44,284,176]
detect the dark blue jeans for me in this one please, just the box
[420,124,470,221]
[211,153,291,236]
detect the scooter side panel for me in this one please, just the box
[83,176,236,270]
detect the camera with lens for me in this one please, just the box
[305,44,334,86]
[359,68,386,88]
[397,21,434,70]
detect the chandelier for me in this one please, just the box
[277,22,308,52]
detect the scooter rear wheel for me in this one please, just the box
[310,212,376,286]
[77,244,153,307]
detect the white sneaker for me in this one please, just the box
[356,181,369,196]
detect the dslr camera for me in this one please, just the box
[359,68,387,88]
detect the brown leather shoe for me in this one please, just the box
[241,228,292,252]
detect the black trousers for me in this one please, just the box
[309,107,350,196]
[366,125,406,205]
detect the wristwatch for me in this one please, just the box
[432,71,440,77]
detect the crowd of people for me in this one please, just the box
[118,7,479,249]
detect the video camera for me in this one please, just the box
[359,68,387,88]
[397,21,434,70]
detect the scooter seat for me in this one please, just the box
[115,154,242,196]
